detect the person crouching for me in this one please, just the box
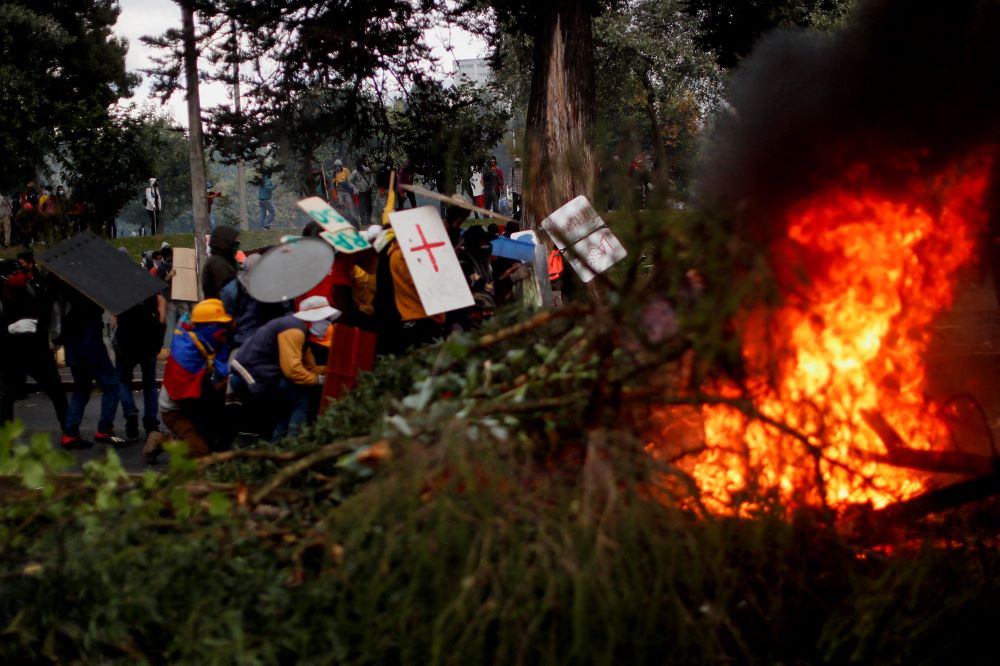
[145,298,234,463]
[228,296,339,441]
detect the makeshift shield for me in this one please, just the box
[243,237,334,303]
[38,231,166,315]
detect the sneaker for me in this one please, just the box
[60,434,93,450]
[94,431,127,447]
[125,415,140,440]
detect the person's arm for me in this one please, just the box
[277,327,321,385]
[157,294,167,325]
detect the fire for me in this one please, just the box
[668,159,992,514]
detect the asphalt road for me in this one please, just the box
[13,389,169,473]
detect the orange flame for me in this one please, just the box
[666,159,992,514]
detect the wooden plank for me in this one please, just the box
[171,247,198,301]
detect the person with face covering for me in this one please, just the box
[229,295,339,440]
[146,298,234,462]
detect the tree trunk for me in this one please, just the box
[523,1,596,230]
[181,1,212,299]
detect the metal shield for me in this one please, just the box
[243,237,334,303]
[38,231,167,315]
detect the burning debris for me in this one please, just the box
[654,0,1000,517]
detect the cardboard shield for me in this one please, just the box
[38,231,166,315]
[243,237,334,303]
[170,247,198,302]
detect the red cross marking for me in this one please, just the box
[407,224,446,273]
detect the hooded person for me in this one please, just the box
[219,252,289,347]
[202,226,241,299]
[229,295,340,440]
[147,298,234,462]
[144,178,162,235]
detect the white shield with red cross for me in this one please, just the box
[388,206,474,316]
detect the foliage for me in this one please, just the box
[0,0,140,195]
[391,79,510,194]
[683,0,856,69]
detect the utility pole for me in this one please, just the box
[181,0,211,299]
[232,20,249,231]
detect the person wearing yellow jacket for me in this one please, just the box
[229,295,340,440]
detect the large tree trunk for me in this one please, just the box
[181,1,212,299]
[523,2,596,230]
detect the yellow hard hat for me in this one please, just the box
[191,298,233,324]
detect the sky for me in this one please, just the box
[114,0,488,127]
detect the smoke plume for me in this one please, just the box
[699,0,1000,242]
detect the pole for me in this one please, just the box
[232,20,249,231]
[181,1,211,300]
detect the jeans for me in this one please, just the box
[64,340,121,436]
[117,351,159,432]
[272,378,313,441]
[258,199,276,229]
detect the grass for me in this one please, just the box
[1,227,288,262]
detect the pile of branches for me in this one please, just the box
[1,211,999,663]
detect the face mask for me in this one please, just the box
[309,320,331,338]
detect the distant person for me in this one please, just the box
[469,164,484,218]
[202,226,241,299]
[258,174,276,229]
[482,158,498,213]
[206,182,222,229]
[509,157,523,219]
[396,159,416,209]
[144,178,162,235]
[349,159,376,226]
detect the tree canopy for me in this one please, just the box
[0,0,139,193]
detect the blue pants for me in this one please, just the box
[117,351,160,432]
[64,341,122,437]
[272,379,312,441]
[258,199,276,229]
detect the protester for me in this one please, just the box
[509,157,523,219]
[396,159,416,209]
[144,178,162,235]
[258,174,276,229]
[58,282,124,448]
[482,158,498,213]
[202,226,241,299]
[220,253,289,348]
[229,295,338,440]
[0,253,70,438]
[114,290,166,441]
[206,182,222,229]
[488,155,505,213]
[349,159,376,226]
[469,164,485,218]
[148,298,234,462]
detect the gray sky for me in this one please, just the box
[114,0,486,126]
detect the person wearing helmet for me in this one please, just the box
[146,298,234,463]
[229,295,339,440]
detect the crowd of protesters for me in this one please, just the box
[0,164,575,463]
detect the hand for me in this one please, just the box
[317,373,326,385]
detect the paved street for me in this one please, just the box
[14,389,169,473]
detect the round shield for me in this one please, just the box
[243,237,334,303]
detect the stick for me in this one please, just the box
[399,184,515,222]
[197,448,303,467]
[861,409,996,476]
[250,437,367,505]
[473,305,592,350]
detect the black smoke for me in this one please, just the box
[698,0,1000,243]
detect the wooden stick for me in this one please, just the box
[861,409,996,476]
[399,183,515,222]
[250,437,367,505]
